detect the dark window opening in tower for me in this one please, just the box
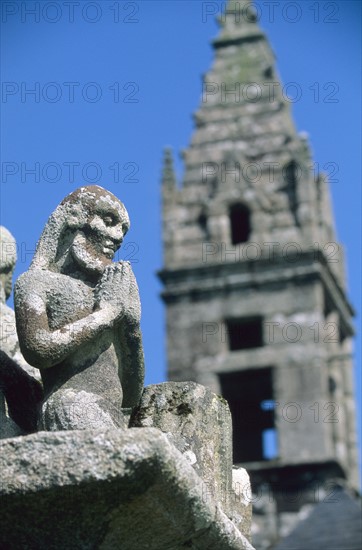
[282,160,300,227]
[328,376,337,395]
[226,317,263,350]
[219,368,277,463]
[283,161,298,185]
[229,203,251,244]
[261,400,279,460]
[339,326,347,343]
[323,290,334,318]
[198,211,207,230]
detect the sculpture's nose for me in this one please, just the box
[111,225,124,247]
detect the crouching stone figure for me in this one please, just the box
[15,186,145,431]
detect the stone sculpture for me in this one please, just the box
[0,226,39,379]
[0,226,42,437]
[15,186,145,431]
[0,427,255,550]
[2,192,254,549]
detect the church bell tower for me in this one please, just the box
[159,0,359,535]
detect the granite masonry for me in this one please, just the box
[159,1,360,548]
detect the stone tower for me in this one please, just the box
[159,0,359,545]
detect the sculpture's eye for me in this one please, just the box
[103,214,115,226]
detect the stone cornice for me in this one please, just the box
[158,250,354,334]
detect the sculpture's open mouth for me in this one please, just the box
[103,240,119,258]
[103,248,115,258]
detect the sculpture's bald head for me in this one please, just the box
[0,226,17,301]
[31,186,130,281]
[61,186,130,278]
[61,186,130,233]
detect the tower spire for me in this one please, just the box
[215,0,263,45]
[161,147,176,191]
[159,6,358,544]
[161,148,178,266]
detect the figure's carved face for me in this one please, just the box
[70,193,130,279]
[0,226,17,301]
[86,196,130,260]
[0,268,13,302]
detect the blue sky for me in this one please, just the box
[1,1,361,473]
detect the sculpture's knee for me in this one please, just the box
[40,389,127,431]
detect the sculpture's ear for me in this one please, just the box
[66,202,88,229]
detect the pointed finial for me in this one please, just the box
[214,0,263,46]
[224,0,257,18]
[162,147,177,190]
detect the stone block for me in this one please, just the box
[231,467,253,539]
[0,349,43,437]
[131,381,232,508]
[0,428,255,550]
[131,381,252,540]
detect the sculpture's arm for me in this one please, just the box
[109,261,144,408]
[92,259,145,406]
[14,275,115,369]
[0,349,43,432]
[117,319,145,409]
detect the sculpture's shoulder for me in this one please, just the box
[0,302,41,379]
[14,269,64,317]
[16,269,95,334]
[0,300,15,321]
[15,269,69,298]
[0,301,18,356]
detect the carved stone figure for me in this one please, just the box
[0,226,38,377]
[0,226,42,437]
[15,186,145,430]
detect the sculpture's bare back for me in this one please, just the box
[14,186,145,430]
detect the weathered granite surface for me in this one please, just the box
[14,186,144,431]
[1,189,254,548]
[0,428,255,550]
[231,466,253,541]
[159,3,359,549]
[131,381,252,539]
[0,226,43,438]
[132,382,233,505]
[0,350,43,434]
[0,226,40,380]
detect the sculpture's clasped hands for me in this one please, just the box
[94,261,141,325]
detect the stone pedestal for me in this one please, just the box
[131,381,252,540]
[0,349,43,438]
[0,428,255,550]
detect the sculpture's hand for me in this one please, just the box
[120,261,141,324]
[94,263,126,318]
[94,262,141,324]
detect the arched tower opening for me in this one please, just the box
[229,203,251,244]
